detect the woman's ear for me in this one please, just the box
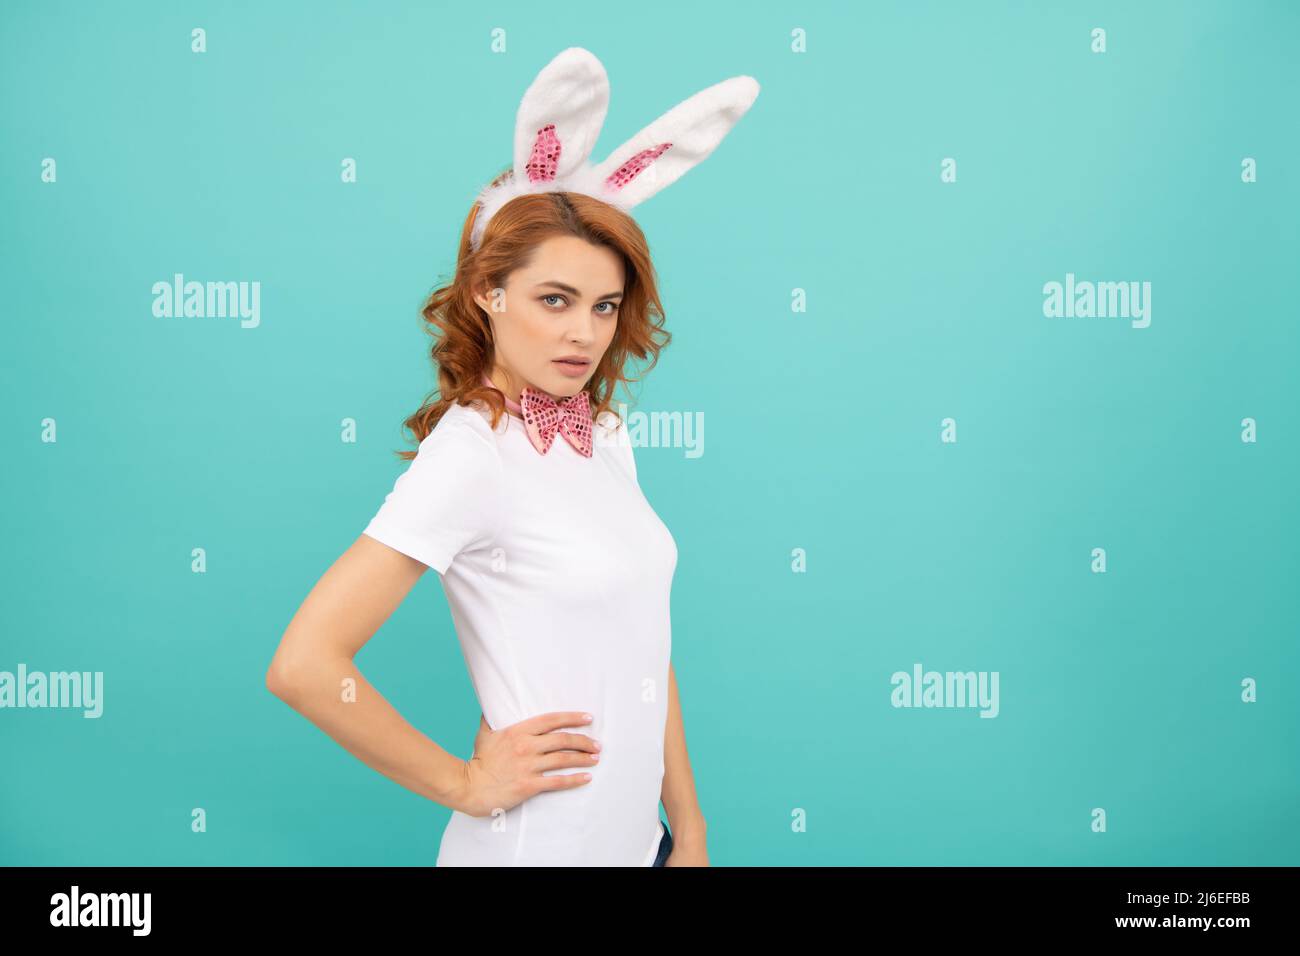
[469,278,491,315]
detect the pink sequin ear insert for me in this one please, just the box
[604,143,673,190]
[526,124,561,183]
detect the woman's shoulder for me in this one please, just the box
[420,400,505,456]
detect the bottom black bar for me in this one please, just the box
[0,866,1285,938]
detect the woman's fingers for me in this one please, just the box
[529,768,594,793]
[522,744,599,797]
[534,731,601,755]
[475,711,600,803]
[534,748,601,773]
[510,712,600,757]
[514,711,594,736]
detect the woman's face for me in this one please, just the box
[475,234,624,401]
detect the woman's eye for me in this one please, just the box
[541,295,617,315]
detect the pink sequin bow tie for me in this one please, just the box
[482,373,594,457]
[520,387,593,457]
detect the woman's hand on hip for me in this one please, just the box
[451,711,600,818]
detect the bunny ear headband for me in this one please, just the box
[468,46,760,251]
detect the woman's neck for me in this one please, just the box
[482,371,526,419]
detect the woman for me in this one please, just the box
[266,47,756,866]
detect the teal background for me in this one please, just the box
[2,0,1297,865]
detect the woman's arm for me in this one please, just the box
[660,661,708,864]
[265,534,472,811]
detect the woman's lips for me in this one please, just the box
[552,358,591,378]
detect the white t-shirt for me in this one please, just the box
[362,397,678,865]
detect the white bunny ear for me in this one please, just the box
[469,49,759,251]
[513,47,610,184]
[590,74,760,208]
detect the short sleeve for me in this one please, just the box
[362,413,504,574]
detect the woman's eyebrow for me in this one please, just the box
[534,280,623,299]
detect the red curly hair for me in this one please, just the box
[395,168,671,460]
